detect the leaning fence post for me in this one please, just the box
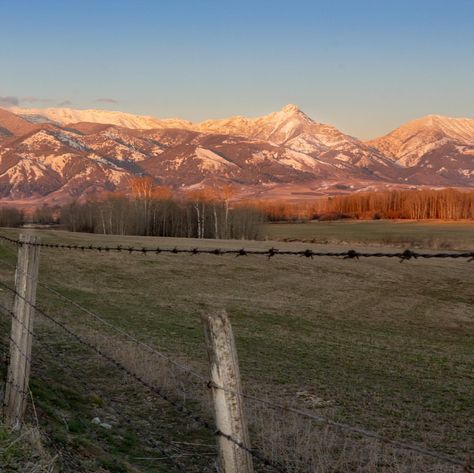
[202,309,254,473]
[3,234,40,429]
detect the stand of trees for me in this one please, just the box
[0,207,24,227]
[32,204,60,225]
[250,200,322,222]
[61,179,263,240]
[328,189,474,220]
[12,187,474,236]
[253,189,474,221]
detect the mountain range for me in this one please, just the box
[0,104,472,204]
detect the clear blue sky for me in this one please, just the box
[0,0,473,139]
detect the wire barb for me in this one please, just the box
[344,249,359,260]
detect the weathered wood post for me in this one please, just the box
[4,234,40,429]
[202,309,254,473]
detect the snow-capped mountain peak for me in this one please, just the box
[195,104,325,146]
[0,104,472,202]
[368,114,474,167]
[11,106,194,131]
[281,103,301,114]
[415,114,474,141]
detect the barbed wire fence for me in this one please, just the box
[1,233,474,261]
[0,300,210,473]
[0,232,472,472]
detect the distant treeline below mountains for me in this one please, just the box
[1,187,472,239]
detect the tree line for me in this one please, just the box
[0,207,24,227]
[0,186,472,236]
[0,205,62,228]
[60,179,263,239]
[252,188,474,221]
[327,188,474,220]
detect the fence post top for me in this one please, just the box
[201,309,229,323]
[18,234,41,244]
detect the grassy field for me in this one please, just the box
[0,228,472,472]
[261,220,474,250]
[0,424,57,472]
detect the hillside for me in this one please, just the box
[368,115,474,184]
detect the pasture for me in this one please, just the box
[0,228,472,472]
[261,220,474,250]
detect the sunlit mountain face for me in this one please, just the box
[0,105,473,203]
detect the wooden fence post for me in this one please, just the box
[3,234,40,429]
[202,309,254,473]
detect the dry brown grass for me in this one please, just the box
[0,424,58,472]
[44,318,464,472]
[262,220,474,250]
[0,228,472,471]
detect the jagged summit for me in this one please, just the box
[368,114,474,174]
[281,104,301,114]
[194,104,327,146]
[369,114,474,162]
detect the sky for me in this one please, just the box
[0,0,473,139]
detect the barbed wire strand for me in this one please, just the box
[0,234,473,261]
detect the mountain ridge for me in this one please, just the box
[0,105,472,203]
[12,104,474,141]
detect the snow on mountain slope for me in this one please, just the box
[196,104,312,142]
[196,104,345,148]
[19,129,88,153]
[194,104,400,179]
[194,147,239,171]
[0,105,473,202]
[80,127,164,163]
[367,115,474,186]
[14,104,467,180]
[0,108,40,139]
[12,103,377,162]
[368,115,474,167]
[279,149,326,171]
[12,107,193,131]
